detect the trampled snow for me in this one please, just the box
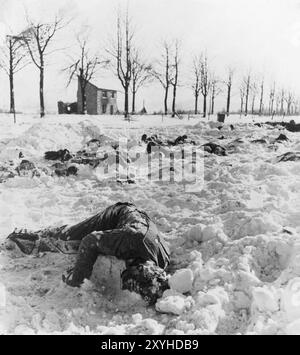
[0,113,300,335]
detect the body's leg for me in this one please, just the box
[64,233,103,286]
[59,203,126,241]
[5,209,109,255]
[58,210,107,241]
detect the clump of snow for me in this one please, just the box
[186,224,205,243]
[0,283,6,308]
[169,268,194,294]
[156,290,194,315]
[281,278,300,321]
[252,286,280,313]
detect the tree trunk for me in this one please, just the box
[132,91,136,115]
[203,95,207,118]
[172,85,177,117]
[9,41,15,118]
[245,92,249,116]
[211,96,215,115]
[9,73,15,114]
[81,86,87,115]
[164,86,169,115]
[245,78,250,116]
[40,64,45,118]
[195,93,199,115]
[226,85,231,116]
[259,84,264,116]
[124,86,129,118]
[251,96,255,115]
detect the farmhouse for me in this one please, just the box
[77,78,118,115]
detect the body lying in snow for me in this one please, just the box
[203,142,227,156]
[276,152,300,163]
[4,202,171,305]
[141,134,196,154]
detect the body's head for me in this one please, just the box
[121,261,170,305]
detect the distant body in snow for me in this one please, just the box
[5,202,170,305]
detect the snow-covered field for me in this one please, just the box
[0,113,300,335]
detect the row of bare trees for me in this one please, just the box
[238,73,299,117]
[0,15,66,119]
[151,40,181,117]
[1,9,300,120]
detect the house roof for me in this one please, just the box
[85,79,118,93]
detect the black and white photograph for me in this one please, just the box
[0,0,300,337]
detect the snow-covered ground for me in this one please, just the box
[0,113,300,335]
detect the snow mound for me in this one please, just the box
[169,269,194,294]
[156,290,194,315]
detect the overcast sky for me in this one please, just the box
[1,0,300,113]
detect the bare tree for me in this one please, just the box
[293,99,300,115]
[170,40,180,118]
[258,78,264,116]
[225,67,234,116]
[210,75,222,115]
[152,41,172,115]
[64,34,109,114]
[285,91,294,116]
[269,82,276,116]
[240,83,246,115]
[200,54,210,118]
[130,49,152,114]
[280,89,285,116]
[243,73,251,116]
[20,15,65,117]
[0,35,28,122]
[275,93,281,116]
[107,10,134,119]
[191,55,202,115]
[251,82,257,115]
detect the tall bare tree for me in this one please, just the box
[280,89,285,116]
[0,35,28,122]
[258,78,264,116]
[191,55,202,115]
[243,73,251,116]
[170,40,180,118]
[285,91,294,116]
[269,83,276,115]
[130,49,152,114]
[251,82,257,115]
[275,93,281,115]
[20,16,65,117]
[240,83,246,115]
[200,54,210,118]
[64,34,109,114]
[152,41,172,115]
[107,10,134,118]
[210,75,222,115]
[225,67,234,116]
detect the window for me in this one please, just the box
[102,91,107,98]
[111,92,115,99]
[102,104,107,114]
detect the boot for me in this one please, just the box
[7,229,40,255]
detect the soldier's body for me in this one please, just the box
[5,202,171,305]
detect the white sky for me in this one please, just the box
[1,0,300,113]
